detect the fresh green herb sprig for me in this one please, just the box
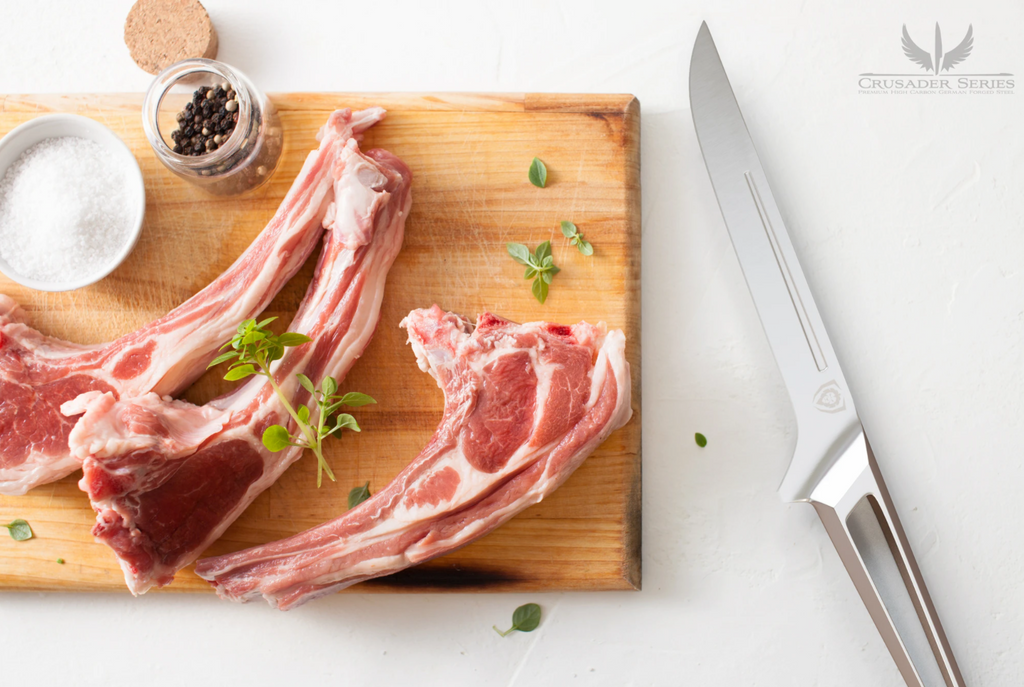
[493,603,542,637]
[560,221,593,256]
[528,157,548,188]
[208,318,375,487]
[348,481,371,509]
[2,519,32,541]
[507,241,560,304]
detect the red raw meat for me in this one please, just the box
[64,140,411,594]
[195,306,632,610]
[0,108,383,495]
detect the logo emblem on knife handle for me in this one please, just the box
[813,380,846,413]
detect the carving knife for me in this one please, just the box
[688,22,966,687]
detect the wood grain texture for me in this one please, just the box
[0,93,641,594]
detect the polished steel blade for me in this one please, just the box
[689,22,861,502]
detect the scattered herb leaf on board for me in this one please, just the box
[507,241,561,304]
[695,432,707,448]
[2,519,33,541]
[528,157,548,188]
[348,481,372,510]
[56,558,65,565]
[560,221,593,256]
[209,319,376,487]
[494,603,542,637]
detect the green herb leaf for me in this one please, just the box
[528,157,547,188]
[207,350,240,369]
[3,519,33,541]
[334,413,361,432]
[348,481,371,510]
[534,241,552,262]
[337,392,376,407]
[493,603,542,637]
[223,364,257,381]
[507,243,531,266]
[297,404,310,424]
[56,558,64,564]
[262,424,292,452]
[531,277,549,304]
[695,432,707,448]
[559,220,593,256]
[322,376,338,398]
[277,333,313,348]
[296,373,315,394]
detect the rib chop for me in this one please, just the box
[63,141,411,594]
[0,108,383,495]
[195,306,632,610]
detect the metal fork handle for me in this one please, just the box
[809,432,967,687]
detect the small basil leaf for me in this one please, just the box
[338,392,376,407]
[577,239,594,256]
[255,316,278,329]
[532,278,548,304]
[207,350,239,369]
[524,266,537,280]
[6,519,32,542]
[277,333,313,348]
[239,330,267,346]
[511,603,542,632]
[528,157,547,188]
[507,243,531,266]
[296,373,315,394]
[223,364,256,381]
[347,481,371,510]
[541,254,554,268]
[334,413,361,432]
[262,425,292,452]
[322,376,338,398]
[297,404,310,424]
[547,265,561,277]
[535,240,552,262]
[695,432,708,448]
[541,270,553,285]
[560,220,577,238]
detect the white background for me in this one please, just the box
[1,1,1021,685]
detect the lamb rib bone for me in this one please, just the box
[64,141,411,595]
[0,108,383,495]
[195,306,632,610]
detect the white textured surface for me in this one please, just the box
[1,1,1021,684]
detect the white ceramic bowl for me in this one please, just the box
[0,114,146,292]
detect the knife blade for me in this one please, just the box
[688,21,967,687]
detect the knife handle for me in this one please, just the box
[809,433,967,687]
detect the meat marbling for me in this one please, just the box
[63,139,412,594]
[0,108,383,495]
[194,306,632,610]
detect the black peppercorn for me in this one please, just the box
[170,84,240,157]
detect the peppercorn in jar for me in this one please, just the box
[143,59,282,195]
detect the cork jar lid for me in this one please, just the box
[124,0,218,75]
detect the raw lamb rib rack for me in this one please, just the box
[64,139,411,595]
[0,108,383,496]
[195,306,632,610]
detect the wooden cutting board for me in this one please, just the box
[0,93,641,594]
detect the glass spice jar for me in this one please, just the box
[143,59,283,196]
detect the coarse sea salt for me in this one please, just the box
[0,136,137,284]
